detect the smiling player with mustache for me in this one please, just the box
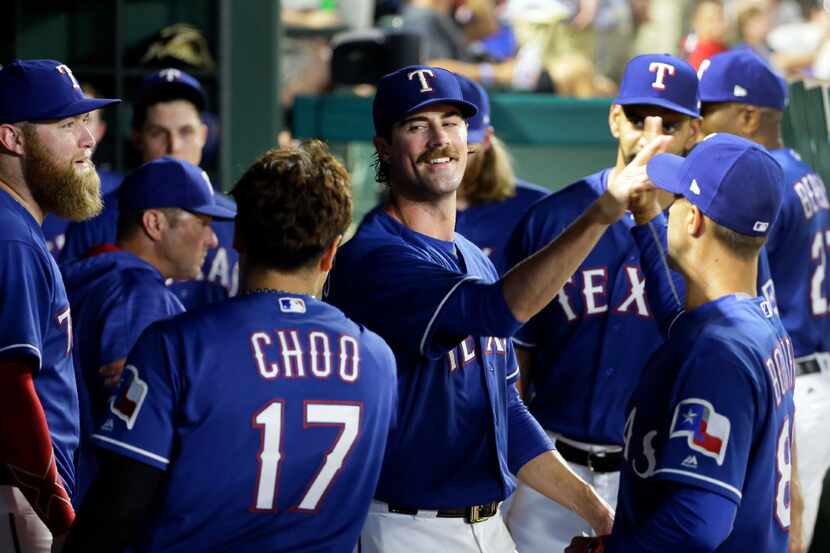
[325,64,672,553]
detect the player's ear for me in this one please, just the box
[688,204,705,237]
[0,123,27,156]
[608,104,622,138]
[319,236,341,272]
[373,136,391,163]
[141,209,166,242]
[197,121,208,148]
[741,105,762,135]
[685,118,703,151]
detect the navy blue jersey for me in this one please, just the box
[765,148,830,356]
[326,207,552,508]
[62,250,184,504]
[92,293,397,553]
[0,189,79,496]
[59,192,238,309]
[507,170,663,445]
[455,180,549,274]
[615,295,796,552]
[42,168,121,257]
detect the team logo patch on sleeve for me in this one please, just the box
[279,297,306,314]
[670,398,730,465]
[108,365,148,430]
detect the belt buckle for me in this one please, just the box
[587,451,604,472]
[466,505,483,524]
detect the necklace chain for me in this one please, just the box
[242,287,293,296]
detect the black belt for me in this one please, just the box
[796,358,822,377]
[387,501,499,524]
[556,440,623,473]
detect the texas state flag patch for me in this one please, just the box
[108,365,148,430]
[669,398,731,466]
[279,297,306,314]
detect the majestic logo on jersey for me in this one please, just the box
[279,297,306,314]
[408,69,435,93]
[109,365,148,430]
[681,454,699,469]
[670,398,731,465]
[649,62,676,90]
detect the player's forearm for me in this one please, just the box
[631,218,685,335]
[517,449,614,535]
[503,193,621,322]
[0,358,75,535]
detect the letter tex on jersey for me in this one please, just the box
[93,292,397,552]
[616,295,795,552]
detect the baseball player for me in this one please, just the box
[42,83,123,257]
[325,64,675,552]
[0,59,118,551]
[63,141,398,553]
[59,68,239,309]
[573,133,794,552]
[504,53,702,552]
[453,76,549,274]
[697,48,830,550]
[61,157,234,505]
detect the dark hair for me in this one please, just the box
[132,86,203,130]
[116,207,181,242]
[231,140,352,271]
[372,151,390,186]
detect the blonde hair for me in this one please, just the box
[459,135,518,204]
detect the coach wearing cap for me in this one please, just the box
[568,133,794,552]
[0,59,119,551]
[325,64,677,552]
[61,156,234,505]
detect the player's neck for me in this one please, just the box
[683,253,759,310]
[241,268,323,298]
[386,192,456,241]
[0,172,44,224]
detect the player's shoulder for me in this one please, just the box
[0,190,43,250]
[770,148,813,183]
[454,231,499,279]
[339,206,432,266]
[527,169,608,217]
[513,179,551,202]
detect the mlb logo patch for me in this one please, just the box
[279,297,306,314]
[670,398,731,465]
[109,365,148,430]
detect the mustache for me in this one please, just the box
[417,146,461,164]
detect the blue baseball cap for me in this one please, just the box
[137,67,207,111]
[373,65,477,136]
[615,54,700,118]
[647,133,783,237]
[456,76,490,144]
[0,59,120,124]
[119,157,236,220]
[698,48,788,110]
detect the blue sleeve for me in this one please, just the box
[99,287,185,366]
[91,323,179,471]
[0,241,52,367]
[332,246,520,359]
[506,370,555,473]
[606,483,736,553]
[631,216,686,337]
[652,346,757,504]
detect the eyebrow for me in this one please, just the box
[399,111,464,126]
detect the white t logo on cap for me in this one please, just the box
[697,59,711,80]
[649,62,676,91]
[56,64,80,90]
[408,69,436,93]
[159,68,183,82]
